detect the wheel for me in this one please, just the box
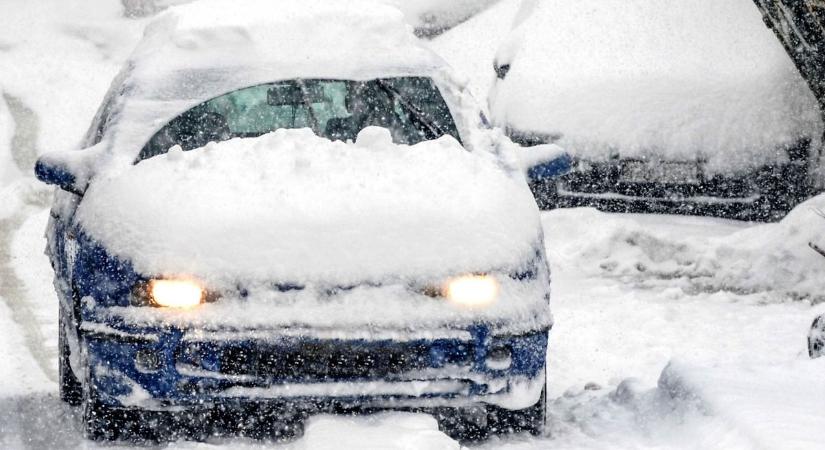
[438,379,547,442]
[528,179,559,210]
[434,406,490,443]
[809,315,825,359]
[79,341,164,442]
[58,307,82,406]
[488,385,547,437]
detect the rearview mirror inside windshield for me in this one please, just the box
[267,83,329,106]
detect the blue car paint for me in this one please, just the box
[527,152,573,182]
[53,226,549,410]
[35,159,76,191]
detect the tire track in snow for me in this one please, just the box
[0,92,56,383]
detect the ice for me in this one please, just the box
[488,0,823,174]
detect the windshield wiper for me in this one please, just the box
[375,80,447,140]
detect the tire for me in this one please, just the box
[80,341,163,442]
[529,179,559,211]
[438,377,547,442]
[58,308,82,406]
[435,406,490,443]
[488,385,547,437]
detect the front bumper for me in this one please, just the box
[528,159,783,220]
[82,322,548,412]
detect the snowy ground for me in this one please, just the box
[3,1,825,448]
[2,205,825,449]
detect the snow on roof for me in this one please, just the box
[97,0,473,168]
[130,0,445,83]
[489,0,823,173]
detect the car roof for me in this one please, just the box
[98,0,468,167]
[129,0,447,92]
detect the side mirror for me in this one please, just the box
[34,144,103,195]
[34,156,83,195]
[521,143,573,181]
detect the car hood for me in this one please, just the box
[76,128,541,286]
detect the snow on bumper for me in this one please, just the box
[82,323,548,412]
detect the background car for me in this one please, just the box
[490,0,824,220]
[34,0,569,442]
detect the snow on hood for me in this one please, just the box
[490,0,823,173]
[76,127,541,285]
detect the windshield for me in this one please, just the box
[138,77,461,161]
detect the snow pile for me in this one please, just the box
[655,359,825,449]
[78,127,541,285]
[544,195,825,302]
[489,0,823,173]
[541,366,758,450]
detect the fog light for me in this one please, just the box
[486,345,512,370]
[135,349,163,373]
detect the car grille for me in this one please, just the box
[177,339,474,382]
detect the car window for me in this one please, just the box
[138,77,461,162]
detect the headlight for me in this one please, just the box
[145,279,204,308]
[444,274,499,308]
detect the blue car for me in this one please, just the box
[34,0,569,442]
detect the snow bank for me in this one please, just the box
[78,127,541,286]
[489,0,823,173]
[544,195,825,302]
[537,365,756,449]
[658,359,825,449]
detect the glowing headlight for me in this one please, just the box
[444,275,499,308]
[149,279,204,308]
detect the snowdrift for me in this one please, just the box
[544,195,825,302]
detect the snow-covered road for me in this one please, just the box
[2,205,824,449]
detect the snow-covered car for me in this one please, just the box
[490,0,824,220]
[33,0,566,442]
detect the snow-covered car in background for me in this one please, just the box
[490,0,824,220]
[33,0,567,442]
